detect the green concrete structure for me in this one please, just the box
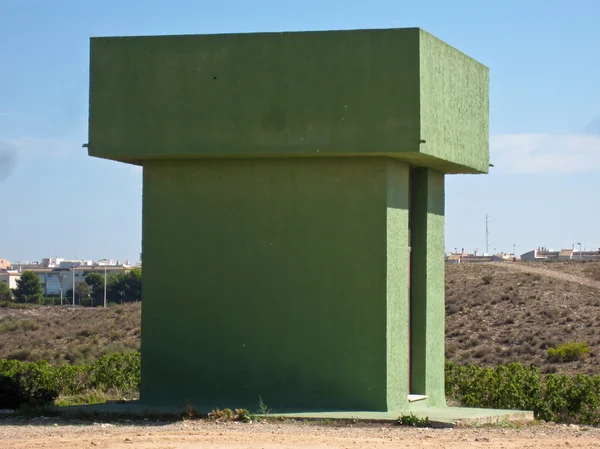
[87,28,488,412]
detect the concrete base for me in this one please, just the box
[272,409,534,428]
[51,402,533,428]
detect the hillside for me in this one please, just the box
[446,261,600,375]
[0,261,598,375]
[0,304,140,365]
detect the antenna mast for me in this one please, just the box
[485,214,489,255]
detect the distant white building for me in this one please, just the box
[521,247,600,262]
[0,271,21,290]
[8,257,134,297]
[30,264,132,297]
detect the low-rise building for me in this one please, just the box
[520,248,560,261]
[28,269,66,296]
[444,252,511,264]
[29,264,132,297]
[0,258,10,270]
[571,250,600,261]
[521,247,600,262]
[7,256,133,296]
[0,270,21,290]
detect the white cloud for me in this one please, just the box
[491,133,600,174]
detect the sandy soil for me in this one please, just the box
[0,419,599,449]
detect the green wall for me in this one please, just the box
[419,30,490,174]
[88,28,488,174]
[141,157,411,411]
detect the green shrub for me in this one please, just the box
[2,353,598,425]
[90,352,141,393]
[0,360,59,409]
[445,360,600,425]
[0,375,22,409]
[547,343,590,363]
[0,352,140,409]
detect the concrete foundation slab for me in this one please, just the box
[52,402,533,428]
[271,409,534,428]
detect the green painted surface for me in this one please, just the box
[87,27,490,412]
[141,158,410,411]
[88,28,488,174]
[409,168,446,407]
[419,30,490,174]
[385,162,410,410]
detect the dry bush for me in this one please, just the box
[0,303,141,365]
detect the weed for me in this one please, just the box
[257,396,271,415]
[209,408,235,420]
[396,413,431,427]
[55,390,111,406]
[234,408,252,422]
[207,407,252,422]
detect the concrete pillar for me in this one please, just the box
[140,158,413,410]
[409,168,445,406]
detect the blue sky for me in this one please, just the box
[1,0,599,262]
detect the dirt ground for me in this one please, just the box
[1,420,599,449]
[445,262,600,375]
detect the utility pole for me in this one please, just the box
[485,214,489,255]
[72,266,76,306]
[104,260,107,308]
